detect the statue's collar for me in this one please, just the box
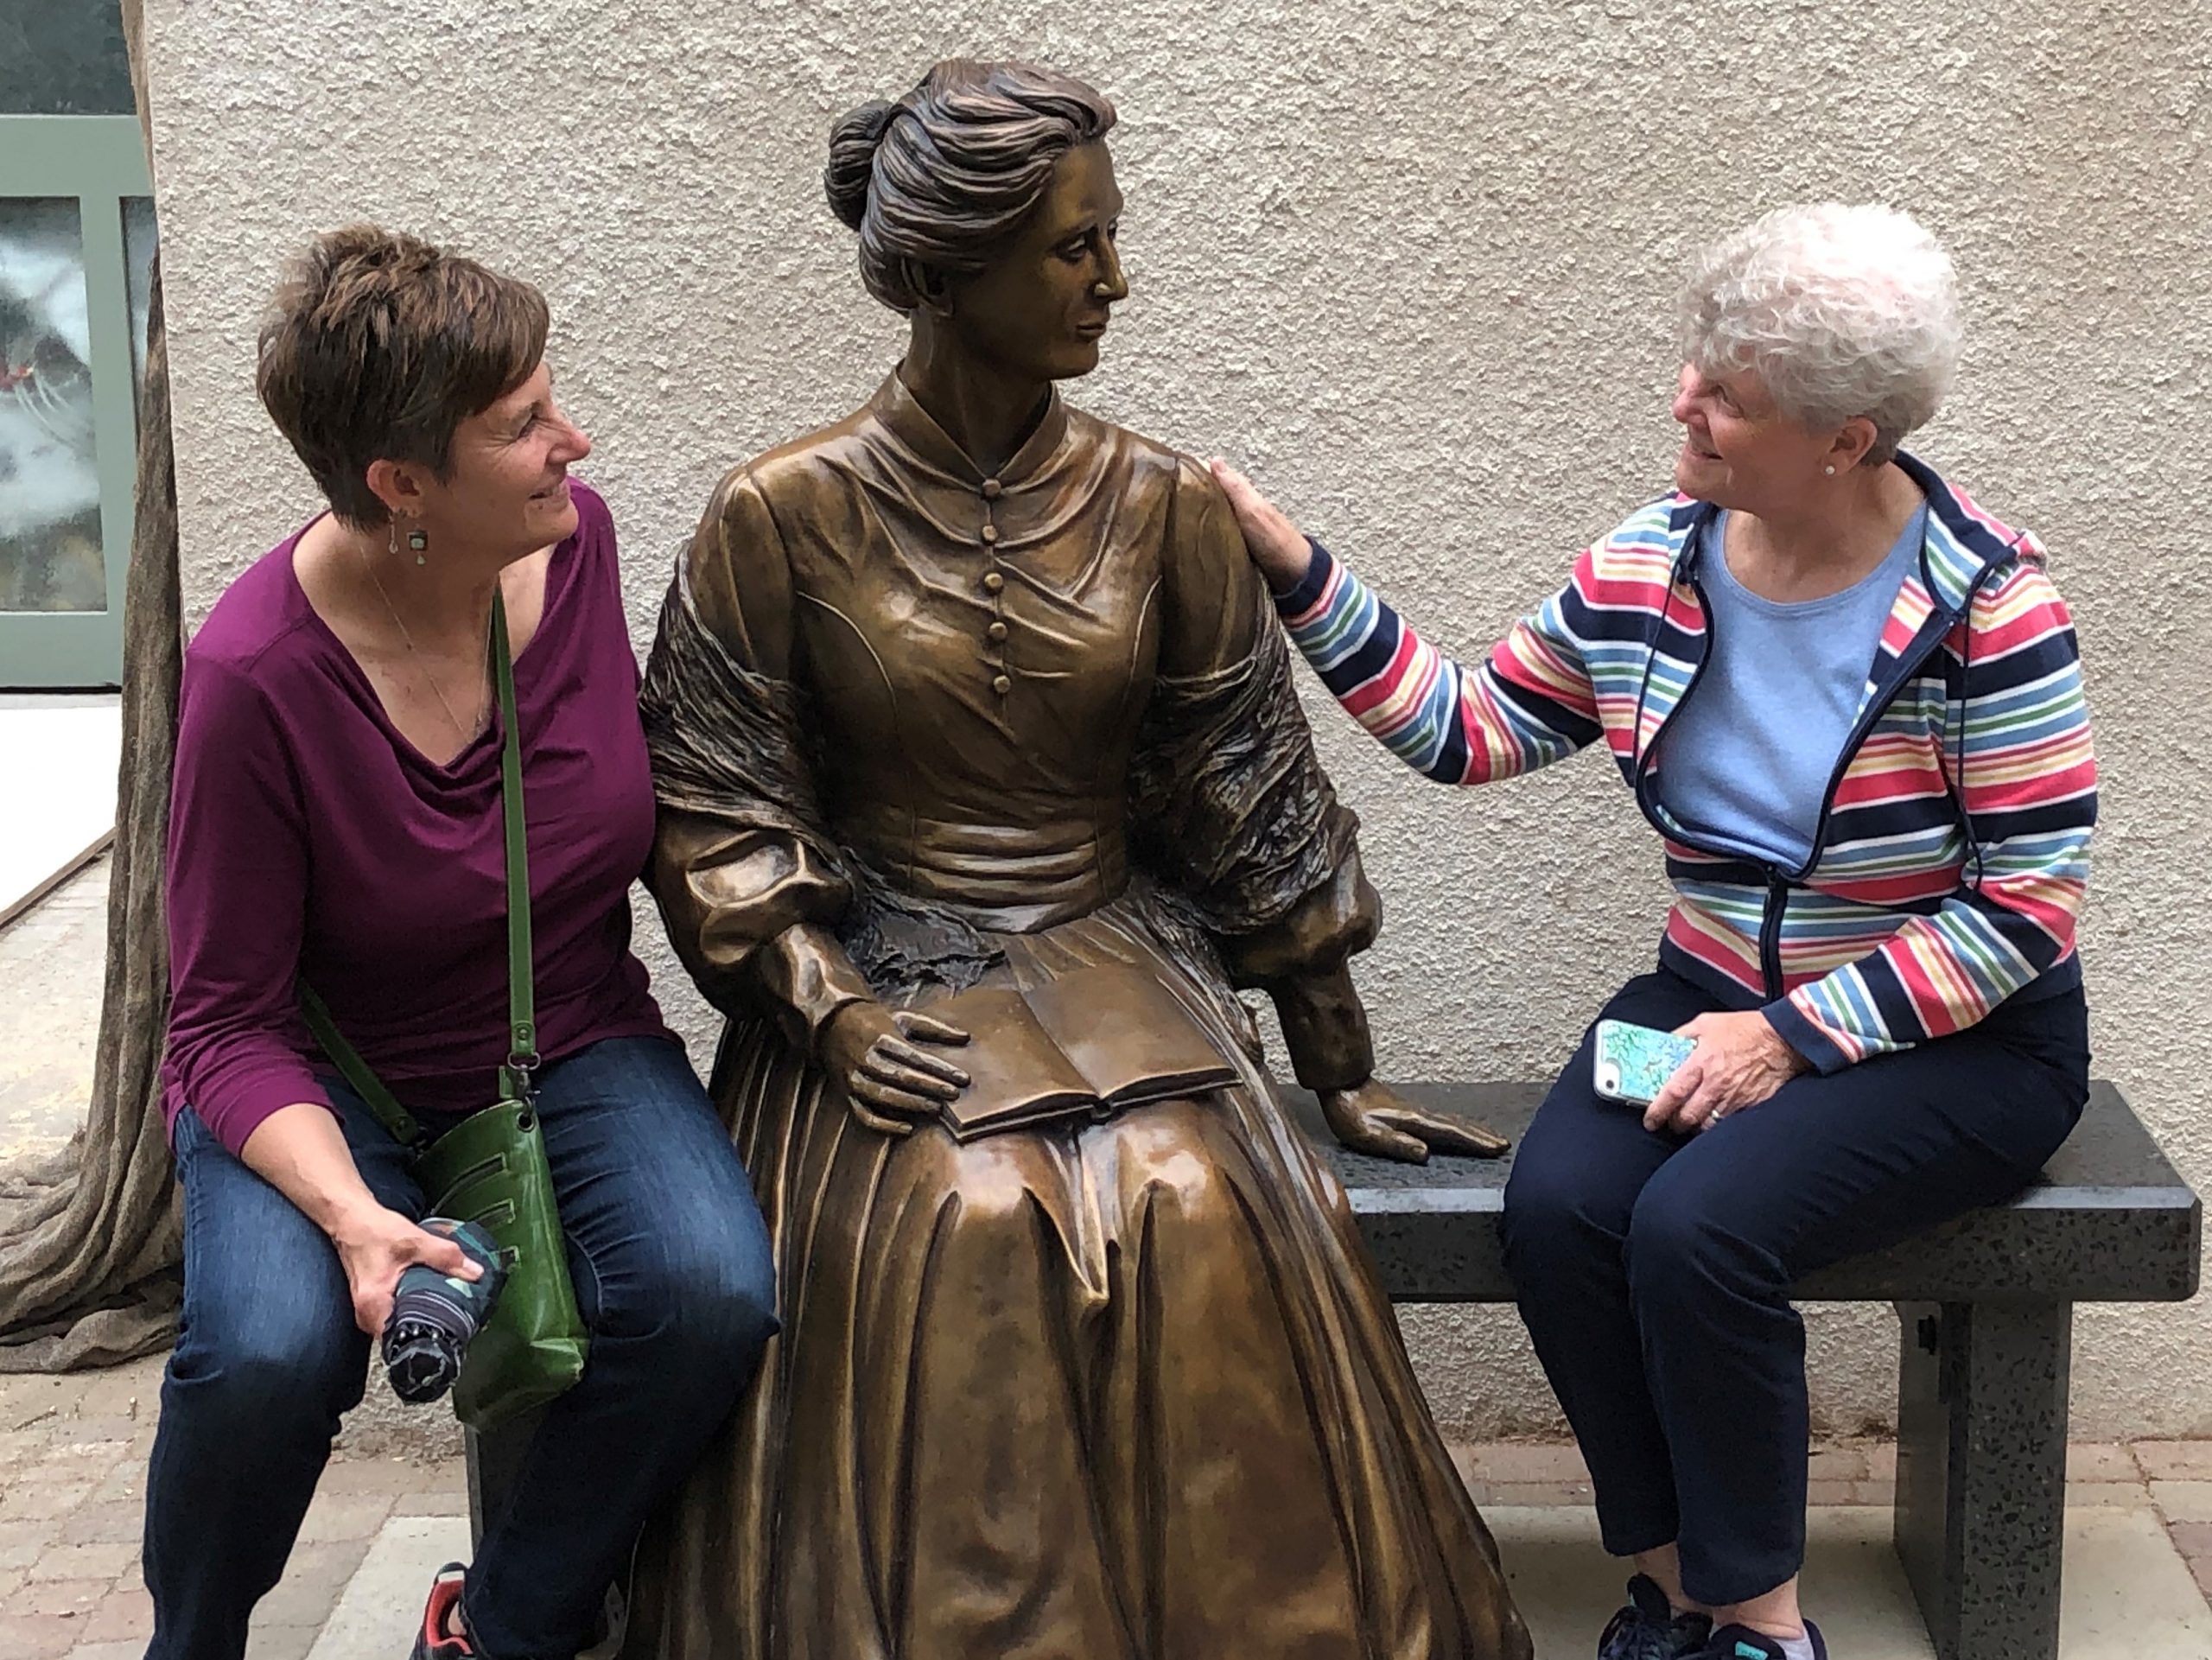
[869,370,1071,493]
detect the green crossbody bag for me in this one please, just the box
[302,591,588,1431]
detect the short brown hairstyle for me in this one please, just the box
[256,225,549,526]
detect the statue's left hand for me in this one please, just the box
[1319,1078,1510,1165]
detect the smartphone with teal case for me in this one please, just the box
[1592,1019,1698,1107]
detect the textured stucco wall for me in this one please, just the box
[142,0,2212,1438]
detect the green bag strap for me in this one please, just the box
[299,588,537,1143]
[490,590,538,1105]
[301,982,426,1150]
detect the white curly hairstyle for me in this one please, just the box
[1680,203,1961,466]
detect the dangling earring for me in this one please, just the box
[407,525,429,565]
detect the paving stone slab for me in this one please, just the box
[2154,1481,2212,1523]
[2139,1442,2212,1481]
[1492,1505,1934,1657]
[307,1516,469,1660]
[1490,1504,2212,1657]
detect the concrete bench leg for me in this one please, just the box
[463,1408,545,1555]
[1892,1299,2072,1660]
[465,1409,631,1655]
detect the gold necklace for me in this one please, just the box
[358,545,488,747]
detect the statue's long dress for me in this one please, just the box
[626,375,1530,1660]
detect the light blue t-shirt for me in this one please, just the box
[1656,506,1927,869]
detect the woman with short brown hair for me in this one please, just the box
[145,225,776,1660]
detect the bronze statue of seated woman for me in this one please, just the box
[627,58,1528,1660]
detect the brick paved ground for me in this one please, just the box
[0,1357,467,1659]
[0,854,109,1167]
[1451,1436,2212,1605]
[7,1361,2211,1659]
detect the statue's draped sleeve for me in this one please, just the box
[639,470,876,1055]
[1134,461,1382,1091]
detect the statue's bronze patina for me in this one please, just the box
[626,59,1528,1659]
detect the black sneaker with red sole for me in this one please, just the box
[410,1561,474,1659]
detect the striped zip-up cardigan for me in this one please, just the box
[1274,452,2094,1073]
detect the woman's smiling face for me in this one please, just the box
[1669,360,1842,512]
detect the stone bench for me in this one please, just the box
[1297,1078,2200,1660]
[469,1078,2197,1660]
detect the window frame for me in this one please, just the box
[0,113,154,687]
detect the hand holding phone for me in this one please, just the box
[1592,1019,1699,1109]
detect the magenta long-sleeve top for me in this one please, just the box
[161,480,674,1156]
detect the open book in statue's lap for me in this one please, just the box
[627,60,1528,1660]
[922,964,1239,1140]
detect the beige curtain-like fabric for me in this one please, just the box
[0,0,187,1371]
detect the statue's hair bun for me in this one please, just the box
[824,99,899,230]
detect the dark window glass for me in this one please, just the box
[0,198,109,613]
[123,195,156,408]
[0,0,136,117]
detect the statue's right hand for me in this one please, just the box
[819,1002,971,1136]
[1208,458,1316,593]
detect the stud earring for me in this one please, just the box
[1824,465,1837,476]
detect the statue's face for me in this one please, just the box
[945,141,1127,382]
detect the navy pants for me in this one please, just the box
[143,1036,778,1660]
[1502,968,2088,1607]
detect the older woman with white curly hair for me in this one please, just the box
[1211,202,2095,1660]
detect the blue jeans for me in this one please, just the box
[1501,968,2088,1608]
[143,1036,776,1660]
